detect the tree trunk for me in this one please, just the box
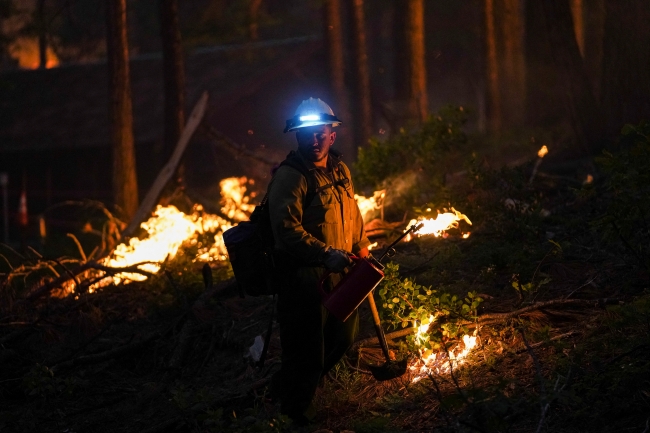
[502,0,526,126]
[570,0,585,57]
[405,0,427,123]
[106,0,139,219]
[536,0,602,153]
[248,0,263,41]
[485,0,501,131]
[600,0,650,138]
[348,0,372,148]
[393,3,408,102]
[583,0,604,99]
[159,0,186,185]
[37,0,47,69]
[323,0,353,160]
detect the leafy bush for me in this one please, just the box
[376,262,482,351]
[592,120,650,269]
[354,106,468,190]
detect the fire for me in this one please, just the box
[220,177,256,222]
[355,190,386,222]
[405,208,472,241]
[537,145,548,158]
[101,205,232,285]
[95,177,255,286]
[410,315,478,382]
[9,37,59,69]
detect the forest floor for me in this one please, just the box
[1,138,649,433]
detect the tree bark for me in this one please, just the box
[323,0,353,160]
[405,0,427,124]
[106,0,139,219]
[348,0,372,148]
[248,0,263,41]
[485,0,501,131]
[600,0,650,138]
[159,0,186,184]
[536,0,602,153]
[502,0,526,126]
[37,0,47,69]
[570,0,585,57]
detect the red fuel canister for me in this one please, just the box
[319,256,385,322]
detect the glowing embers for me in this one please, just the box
[405,207,472,241]
[410,315,478,382]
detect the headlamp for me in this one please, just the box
[284,113,342,133]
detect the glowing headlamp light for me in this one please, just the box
[299,114,320,121]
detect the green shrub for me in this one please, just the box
[592,120,650,269]
[354,106,468,190]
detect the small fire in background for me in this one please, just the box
[404,208,472,241]
[537,145,548,158]
[529,145,549,184]
[355,189,386,222]
[97,177,255,286]
[9,37,59,69]
[409,315,478,382]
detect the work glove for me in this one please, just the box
[320,246,353,273]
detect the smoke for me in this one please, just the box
[381,171,418,207]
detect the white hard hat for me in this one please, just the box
[283,97,342,133]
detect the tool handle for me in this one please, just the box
[378,222,424,262]
[366,290,392,362]
[318,255,359,299]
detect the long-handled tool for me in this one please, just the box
[365,222,423,381]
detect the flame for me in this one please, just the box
[537,145,548,158]
[9,37,59,69]
[101,205,232,285]
[93,177,256,287]
[355,190,385,222]
[405,208,472,241]
[367,241,378,251]
[409,315,478,382]
[220,177,256,222]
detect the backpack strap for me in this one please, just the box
[278,151,319,208]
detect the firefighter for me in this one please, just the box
[268,97,371,424]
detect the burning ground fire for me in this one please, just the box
[399,208,476,381]
[97,177,256,286]
[89,179,479,381]
[409,315,478,383]
[99,180,384,286]
[404,207,472,241]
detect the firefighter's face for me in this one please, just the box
[296,125,336,163]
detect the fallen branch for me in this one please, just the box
[471,298,621,322]
[121,91,209,239]
[353,299,620,349]
[515,330,578,354]
[25,261,158,301]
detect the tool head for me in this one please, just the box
[367,358,408,381]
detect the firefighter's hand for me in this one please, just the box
[321,247,353,273]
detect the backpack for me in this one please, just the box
[223,152,320,297]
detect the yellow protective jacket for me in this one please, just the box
[267,150,371,265]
